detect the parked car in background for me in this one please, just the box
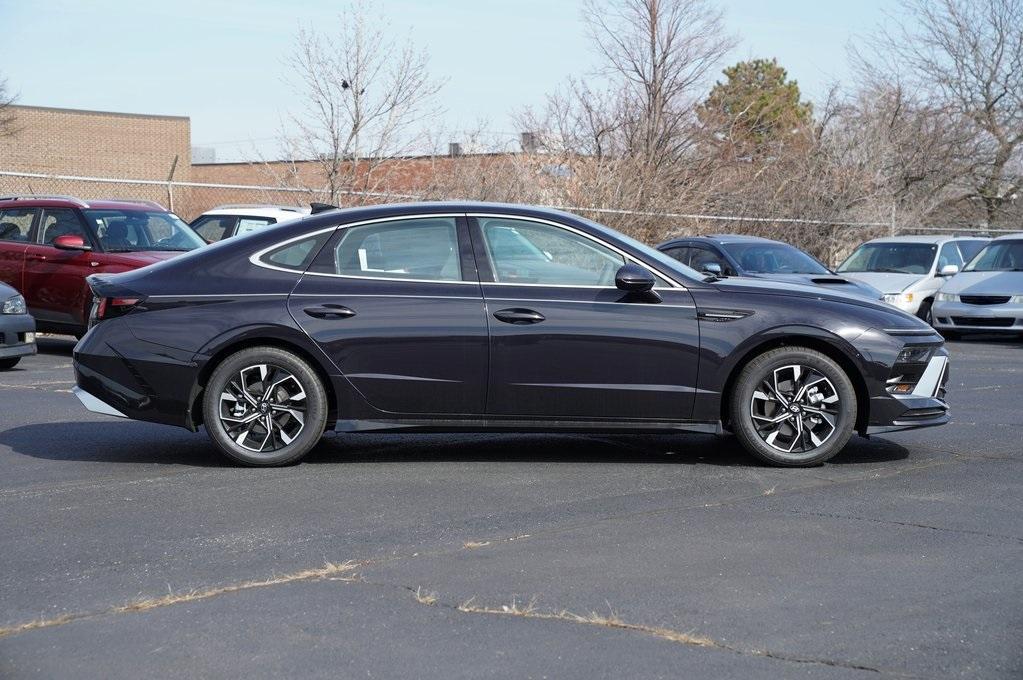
[0,281,35,369]
[190,204,310,243]
[657,234,883,300]
[932,234,1023,338]
[836,235,989,323]
[75,202,949,468]
[0,195,205,337]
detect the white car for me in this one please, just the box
[932,233,1023,337]
[836,235,989,323]
[190,204,310,243]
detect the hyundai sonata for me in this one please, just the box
[73,203,950,466]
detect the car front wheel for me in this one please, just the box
[730,347,857,466]
[202,346,328,466]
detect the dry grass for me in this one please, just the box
[413,587,438,605]
[0,613,78,639]
[114,561,359,614]
[454,597,717,649]
[0,561,359,639]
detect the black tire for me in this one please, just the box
[0,357,20,370]
[730,347,857,466]
[917,299,934,325]
[202,346,328,466]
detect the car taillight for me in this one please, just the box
[94,296,144,321]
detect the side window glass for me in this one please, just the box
[956,240,986,265]
[0,208,38,242]
[263,233,330,271]
[480,218,625,286]
[326,217,462,281]
[662,246,691,266]
[39,209,88,246]
[690,246,733,275]
[937,242,963,270]
[236,217,275,236]
[192,216,236,243]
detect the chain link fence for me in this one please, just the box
[2,170,1016,266]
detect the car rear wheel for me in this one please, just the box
[202,346,328,466]
[730,347,857,466]
[0,357,20,370]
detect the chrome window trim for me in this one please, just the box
[468,213,685,289]
[249,211,688,290]
[249,214,477,285]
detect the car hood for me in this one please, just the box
[940,271,1023,296]
[710,276,932,331]
[835,271,923,294]
[748,273,882,300]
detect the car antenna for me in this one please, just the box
[310,202,339,214]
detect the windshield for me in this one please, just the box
[84,209,206,252]
[721,242,830,275]
[963,240,1023,272]
[837,242,937,274]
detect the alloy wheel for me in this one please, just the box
[218,363,307,453]
[750,364,840,454]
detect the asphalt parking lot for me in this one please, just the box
[0,335,1021,679]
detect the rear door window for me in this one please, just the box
[192,215,237,243]
[314,217,465,282]
[0,208,38,242]
[236,217,276,236]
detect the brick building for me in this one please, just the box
[0,105,191,180]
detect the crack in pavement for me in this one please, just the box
[786,509,1023,544]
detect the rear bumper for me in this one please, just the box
[932,301,1023,332]
[73,318,200,429]
[72,386,127,418]
[0,314,36,359]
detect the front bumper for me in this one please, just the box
[0,314,37,359]
[867,350,950,433]
[932,300,1023,332]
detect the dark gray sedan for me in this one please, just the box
[0,282,36,370]
[658,234,884,300]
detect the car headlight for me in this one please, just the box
[1013,295,1023,304]
[2,294,26,315]
[882,292,914,305]
[936,292,958,302]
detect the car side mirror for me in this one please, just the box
[938,264,959,277]
[615,263,655,292]
[702,262,723,277]
[52,234,91,251]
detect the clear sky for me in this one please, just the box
[0,0,893,162]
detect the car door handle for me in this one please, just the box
[26,253,47,261]
[304,304,356,320]
[493,308,546,324]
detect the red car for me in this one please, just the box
[0,195,205,336]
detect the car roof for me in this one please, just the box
[200,205,310,220]
[658,234,780,247]
[993,232,1023,241]
[0,195,169,212]
[862,234,988,245]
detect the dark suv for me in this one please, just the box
[0,195,205,336]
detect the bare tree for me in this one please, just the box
[855,0,1023,226]
[0,75,18,138]
[276,1,444,204]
